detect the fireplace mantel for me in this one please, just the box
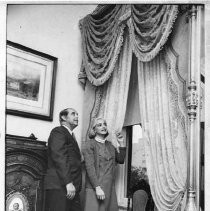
[6,134,47,211]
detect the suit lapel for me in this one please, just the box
[70,133,81,155]
[61,126,81,157]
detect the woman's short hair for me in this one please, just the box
[88,117,109,139]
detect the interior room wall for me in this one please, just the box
[6,4,97,145]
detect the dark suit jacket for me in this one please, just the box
[44,126,82,192]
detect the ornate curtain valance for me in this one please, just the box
[129,5,178,62]
[79,4,179,86]
[79,5,126,86]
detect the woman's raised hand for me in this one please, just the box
[116,132,125,147]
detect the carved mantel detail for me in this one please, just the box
[6,134,47,211]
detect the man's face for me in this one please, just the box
[65,108,78,129]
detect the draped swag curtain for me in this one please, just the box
[79,4,179,86]
[79,4,188,211]
[89,29,132,149]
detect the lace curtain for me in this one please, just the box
[137,46,188,211]
[79,4,188,211]
[86,30,132,147]
[128,5,178,62]
[79,4,179,86]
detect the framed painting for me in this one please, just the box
[6,41,57,121]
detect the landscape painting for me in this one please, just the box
[6,41,57,121]
[7,56,41,102]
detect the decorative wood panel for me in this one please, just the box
[6,134,47,211]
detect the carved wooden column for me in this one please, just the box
[185,4,203,211]
[186,81,198,211]
[5,134,47,211]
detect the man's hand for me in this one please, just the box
[66,182,76,199]
[95,186,105,200]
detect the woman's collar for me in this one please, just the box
[95,136,106,144]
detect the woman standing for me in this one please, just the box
[83,117,126,211]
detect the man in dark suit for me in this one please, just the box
[44,108,82,211]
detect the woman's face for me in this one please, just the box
[94,119,108,136]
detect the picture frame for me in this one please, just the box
[6,41,57,121]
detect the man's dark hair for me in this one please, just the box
[59,108,69,124]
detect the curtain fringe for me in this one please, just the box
[79,5,179,86]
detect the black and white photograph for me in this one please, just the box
[0,1,209,211]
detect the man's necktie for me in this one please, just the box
[72,132,83,161]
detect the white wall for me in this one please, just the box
[6,4,97,145]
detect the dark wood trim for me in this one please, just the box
[6,134,47,150]
[201,74,205,83]
[6,134,47,211]
[7,40,56,62]
[126,126,132,198]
